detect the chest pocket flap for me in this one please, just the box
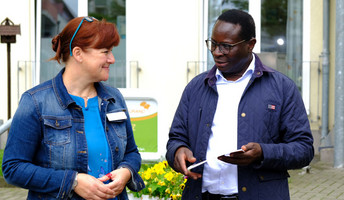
[43,117,72,145]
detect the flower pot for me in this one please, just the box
[128,193,161,200]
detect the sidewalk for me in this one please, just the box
[1,156,344,200]
[288,156,344,200]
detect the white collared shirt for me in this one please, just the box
[202,55,255,195]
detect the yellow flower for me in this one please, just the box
[163,160,168,167]
[164,171,174,181]
[153,162,166,175]
[131,161,185,199]
[158,180,166,186]
[165,188,171,194]
[143,168,152,180]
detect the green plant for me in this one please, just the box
[129,161,186,200]
[0,149,3,177]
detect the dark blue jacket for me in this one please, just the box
[166,54,314,200]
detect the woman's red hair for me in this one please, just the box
[51,17,120,64]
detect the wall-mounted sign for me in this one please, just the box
[126,99,158,153]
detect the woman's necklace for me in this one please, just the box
[68,89,97,108]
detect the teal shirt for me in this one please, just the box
[70,95,112,178]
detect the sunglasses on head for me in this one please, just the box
[69,16,98,56]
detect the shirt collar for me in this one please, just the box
[215,54,255,83]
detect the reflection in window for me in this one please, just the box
[88,0,126,88]
[40,0,77,83]
[261,0,303,90]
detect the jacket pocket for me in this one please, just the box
[43,116,73,169]
[257,170,290,200]
[265,101,281,143]
[257,170,289,182]
[43,117,72,145]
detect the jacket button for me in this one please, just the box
[260,175,264,180]
[257,72,261,75]
[115,147,119,152]
[241,113,246,117]
[106,127,109,131]
[242,186,247,192]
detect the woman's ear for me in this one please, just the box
[72,47,83,63]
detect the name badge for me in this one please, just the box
[106,111,127,121]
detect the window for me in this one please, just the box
[40,0,76,83]
[261,0,303,90]
[39,0,126,88]
[206,0,304,91]
[88,0,126,88]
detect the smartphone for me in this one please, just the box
[221,149,245,157]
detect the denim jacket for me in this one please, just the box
[2,69,145,200]
[166,54,314,200]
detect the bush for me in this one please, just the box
[129,161,186,200]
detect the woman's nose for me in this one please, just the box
[108,52,115,64]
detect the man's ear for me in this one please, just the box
[248,38,256,53]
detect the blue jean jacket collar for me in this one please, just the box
[52,68,116,110]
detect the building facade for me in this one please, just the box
[0,0,340,165]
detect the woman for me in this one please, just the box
[2,16,144,200]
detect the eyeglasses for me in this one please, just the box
[69,16,97,56]
[205,39,247,54]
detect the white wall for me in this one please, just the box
[126,0,205,158]
[0,0,35,122]
[0,0,205,156]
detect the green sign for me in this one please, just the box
[126,99,158,153]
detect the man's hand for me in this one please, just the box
[217,142,263,166]
[174,147,202,180]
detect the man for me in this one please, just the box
[166,9,314,200]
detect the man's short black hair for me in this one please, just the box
[217,9,256,41]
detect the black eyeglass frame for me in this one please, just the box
[69,16,97,56]
[205,39,247,54]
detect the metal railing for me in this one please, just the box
[0,119,12,136]
[0,118,11,148]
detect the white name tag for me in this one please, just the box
[106,111,127,121]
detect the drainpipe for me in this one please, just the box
[334,0,344,168]
[320,0,331,148]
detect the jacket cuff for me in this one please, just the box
[56,170,76,200]
[118,164,145,192]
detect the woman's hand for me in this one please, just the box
[98,168,132,198]
[74,173,116,200]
